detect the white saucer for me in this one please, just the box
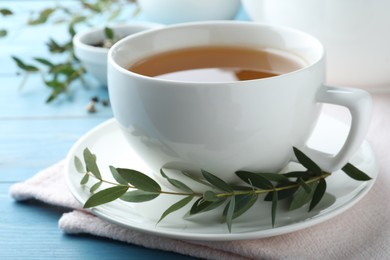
[65,114,378,241]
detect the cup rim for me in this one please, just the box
[108,20,325,85]
[73,22,164,57]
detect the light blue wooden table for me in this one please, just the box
[0,1,248,259]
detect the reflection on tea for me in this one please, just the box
[128,46,306,82]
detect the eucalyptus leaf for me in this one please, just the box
[309,179,327,211]
[201,170,233,192]
[0,29,7,38]
[34,57,54,67]
[283,171,314,179]
[224,196,236,233]
[222,193,257,220]
[298,177,312,193]
[342,163,372,181]
[80,174,89,185]
[0,8,13,16]
[44,80,64,89]
[90,181,102,193]
[158,195,194,223]
[104,27,114,40]
[160,169,193,193]
[74,156,85,173]
[109,166,128,185]
[28,8,55,25]
[190,197,226,215]
[12,56,39,72]
[293,147,322,175]
[203,190,219,202]
[289,182,318,210]
[271,191,278,227]
[247,171,290,183]
[117,168,161,192]
[120,190,159,203]
[83,148,101,180]
[264,182,298,201]
[83,185,128,208]
[181,171,214,188]
[235,171,273,189]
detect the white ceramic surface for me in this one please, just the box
[73,22,162,85]
[64,114,378,241]
[242,0,390,90]
[137,0,241,24]
[107,21,372,183]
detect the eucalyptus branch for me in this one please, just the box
[74,146,371,232]
[9,0,138,103]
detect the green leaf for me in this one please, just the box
[120,190,159,203]
[83,186,128,208]
[117,168,161,192]
[342,163,372,181]
[104,27,114,40]
[0,8,13,16]
[109,166,128,185]
[222,193,257,220]
[44,80,64,89]
[160,169,193,193]
[33,57,53,67]
[190,197,226,215]
[298,177,312,193]
[201,170,233,192]
[283,171,314,179]
[46,38,70,53]
[90,181,102,193]
[235,171,273,189]
[264,182,298,201]
[158,195,194,223]
[83,148,101,180]
[0,29,7,38]
[28,8,55,25]
[293,147,322,175]
[249,171,290,183]
[309,179,327,211]
[289,182,317,210]
[11,56,39,72]
[80,174,89,185]
[271,191,278,227]
[224,196,236,233]
[74,156,85,173]
[181,171,214,188]
[203,190,219,202]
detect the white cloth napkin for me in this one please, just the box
[10,93,390,260]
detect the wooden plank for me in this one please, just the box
[0,183,196,260]
[0,117,113,181]
[0,75,110,118]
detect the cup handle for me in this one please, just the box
[300,85,372,172]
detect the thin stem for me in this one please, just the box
[85,171,203,197]
[85,171,331,199]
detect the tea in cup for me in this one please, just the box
[107,21,372,183]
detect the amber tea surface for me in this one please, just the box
[129,46,306,82]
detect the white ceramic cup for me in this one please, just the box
[242,0,390,90]
[73,22,162,85]
[108,21,372,183]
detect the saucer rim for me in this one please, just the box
[64,116,378,241]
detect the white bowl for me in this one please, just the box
[137,0,241,24]
[73,22,163,86]
[242,0,390,90]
